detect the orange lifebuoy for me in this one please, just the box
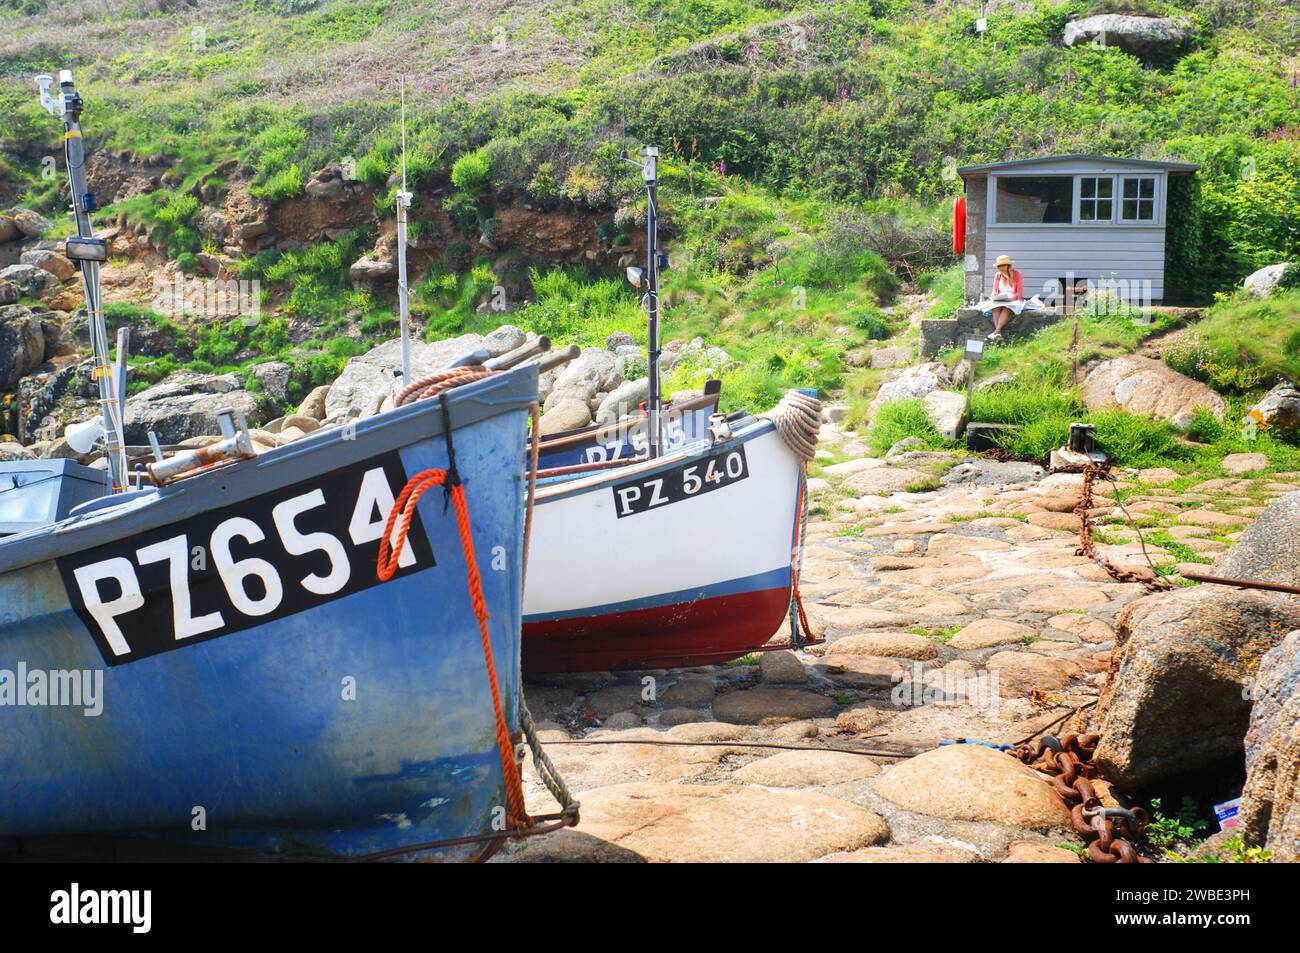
[953,196,967,255]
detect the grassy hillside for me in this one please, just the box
[1,0,1298,421]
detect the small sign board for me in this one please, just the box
[1214,797,1241,832]
[975,17,988,34]
[965,338,985,361]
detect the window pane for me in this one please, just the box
[1081,178,1097,198]
[1097,178,1113,198]
[1123,199,1138,219]
[1140,179,1154,199]
[1097,199,1113,220]
[1123,178,1139,199]
[995,176,1074,223]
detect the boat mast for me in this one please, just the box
[396,78,413,389]
[37,71,129,493]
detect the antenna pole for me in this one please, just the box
[38,71,128,493]
[396,78,413,388]
[643,146,662,460]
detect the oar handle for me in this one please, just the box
[530,344,581,374]
[485,335,551,371]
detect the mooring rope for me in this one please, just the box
[759,389,823,461]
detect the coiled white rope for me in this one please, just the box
[760,389,823,461]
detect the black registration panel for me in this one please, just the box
[57,451,433,666]
[611,445,748,518]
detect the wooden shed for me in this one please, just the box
[957,155,1199,304]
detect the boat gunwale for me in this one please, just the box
[0,367,538,575]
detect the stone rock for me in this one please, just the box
[665,721,746,743]
[249,360,291,406]
[1093,587,1300,790]
[1221,452,1268,475]
[923,390,969,441]
[712,687,838,725]
[834,706,894,734]
[1019,586,1109,613]
[348,256,396,285]
[824,630,938,661]
[1243,263,1291,297]
[1237,630,1300,863]
[813,655,907,690]
[759,650,809,684]
[0,214,19,244]
[870,345,912,368]
[949,618,1035,650]
[298,384,330,420]
[985,652,1083,696]
[539,397,592,435]
[1211,490,1300,589]
[547,348,620,406]
[0,441,36,461]
[658,707,708,726]
[10,208,52,238]
[601,711,644,731]
[871,361,951,409]
[886,436,924,457]
[1003,841,1081,863]
[605,331,635,351]
[1062,14,1193,64]
[732,749,880,787]
[0,280,19,305]
[658,675,715,708]
[1246,383,1300,436]
[842,466,932,496]
[941,459,1045,487]
[1082,355,1224,429]
[20,249,76,282]
[483,324,526,357]
[595,377,649,426]
[0,307,45,389]
[821,458,887,478]
[1046,614,1114,644]
[281,413,320,434]
[873,744,1070,828]
[0,264,49,297]
[514,781,888,862]
[122,371,261,444]
[825,843,978,863]
[325,333,486,419]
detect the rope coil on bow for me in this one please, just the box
[760,389,822,462]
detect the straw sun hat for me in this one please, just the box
[995,254,1015,268]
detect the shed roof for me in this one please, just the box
[957,154,1199,176]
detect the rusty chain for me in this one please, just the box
[1076,461,1173,593]
[1012,732,1154,863]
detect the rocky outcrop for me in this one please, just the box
[1082,354,1225,429]
[0,263,49,297]
[322,331,538,420]
[1062,15,1193,65]
[122,371,262,443]
[1238,630,1300,863]
[1093,587,1300,790]
[1243,263,1292,298]
[1211,490,1300,590]
[9,208,52,239]
[0,306,45,389]
[923,390,969,441]
[1246,382,1300,437]
[871,361,951,409]
[19,249,76,282]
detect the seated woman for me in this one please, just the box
[982,254,1025,341]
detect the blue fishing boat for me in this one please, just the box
[0,367,553,859]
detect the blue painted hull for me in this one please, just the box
[0,370,536,859]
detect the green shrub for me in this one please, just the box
[865,399,952,457]
[450,148,491,196]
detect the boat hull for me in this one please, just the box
[0,370,536,859]
[522,421,801,672]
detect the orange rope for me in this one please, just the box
[790,461,817,646]
[377,468,531,830]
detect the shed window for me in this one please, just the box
[1079,176,1114,222]
[994,176,1073,224]
[1120,176,1156,222]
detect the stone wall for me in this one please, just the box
[920,307,1064,358]
[962,174,987,301]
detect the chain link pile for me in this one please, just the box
[1012,732,1154,863]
